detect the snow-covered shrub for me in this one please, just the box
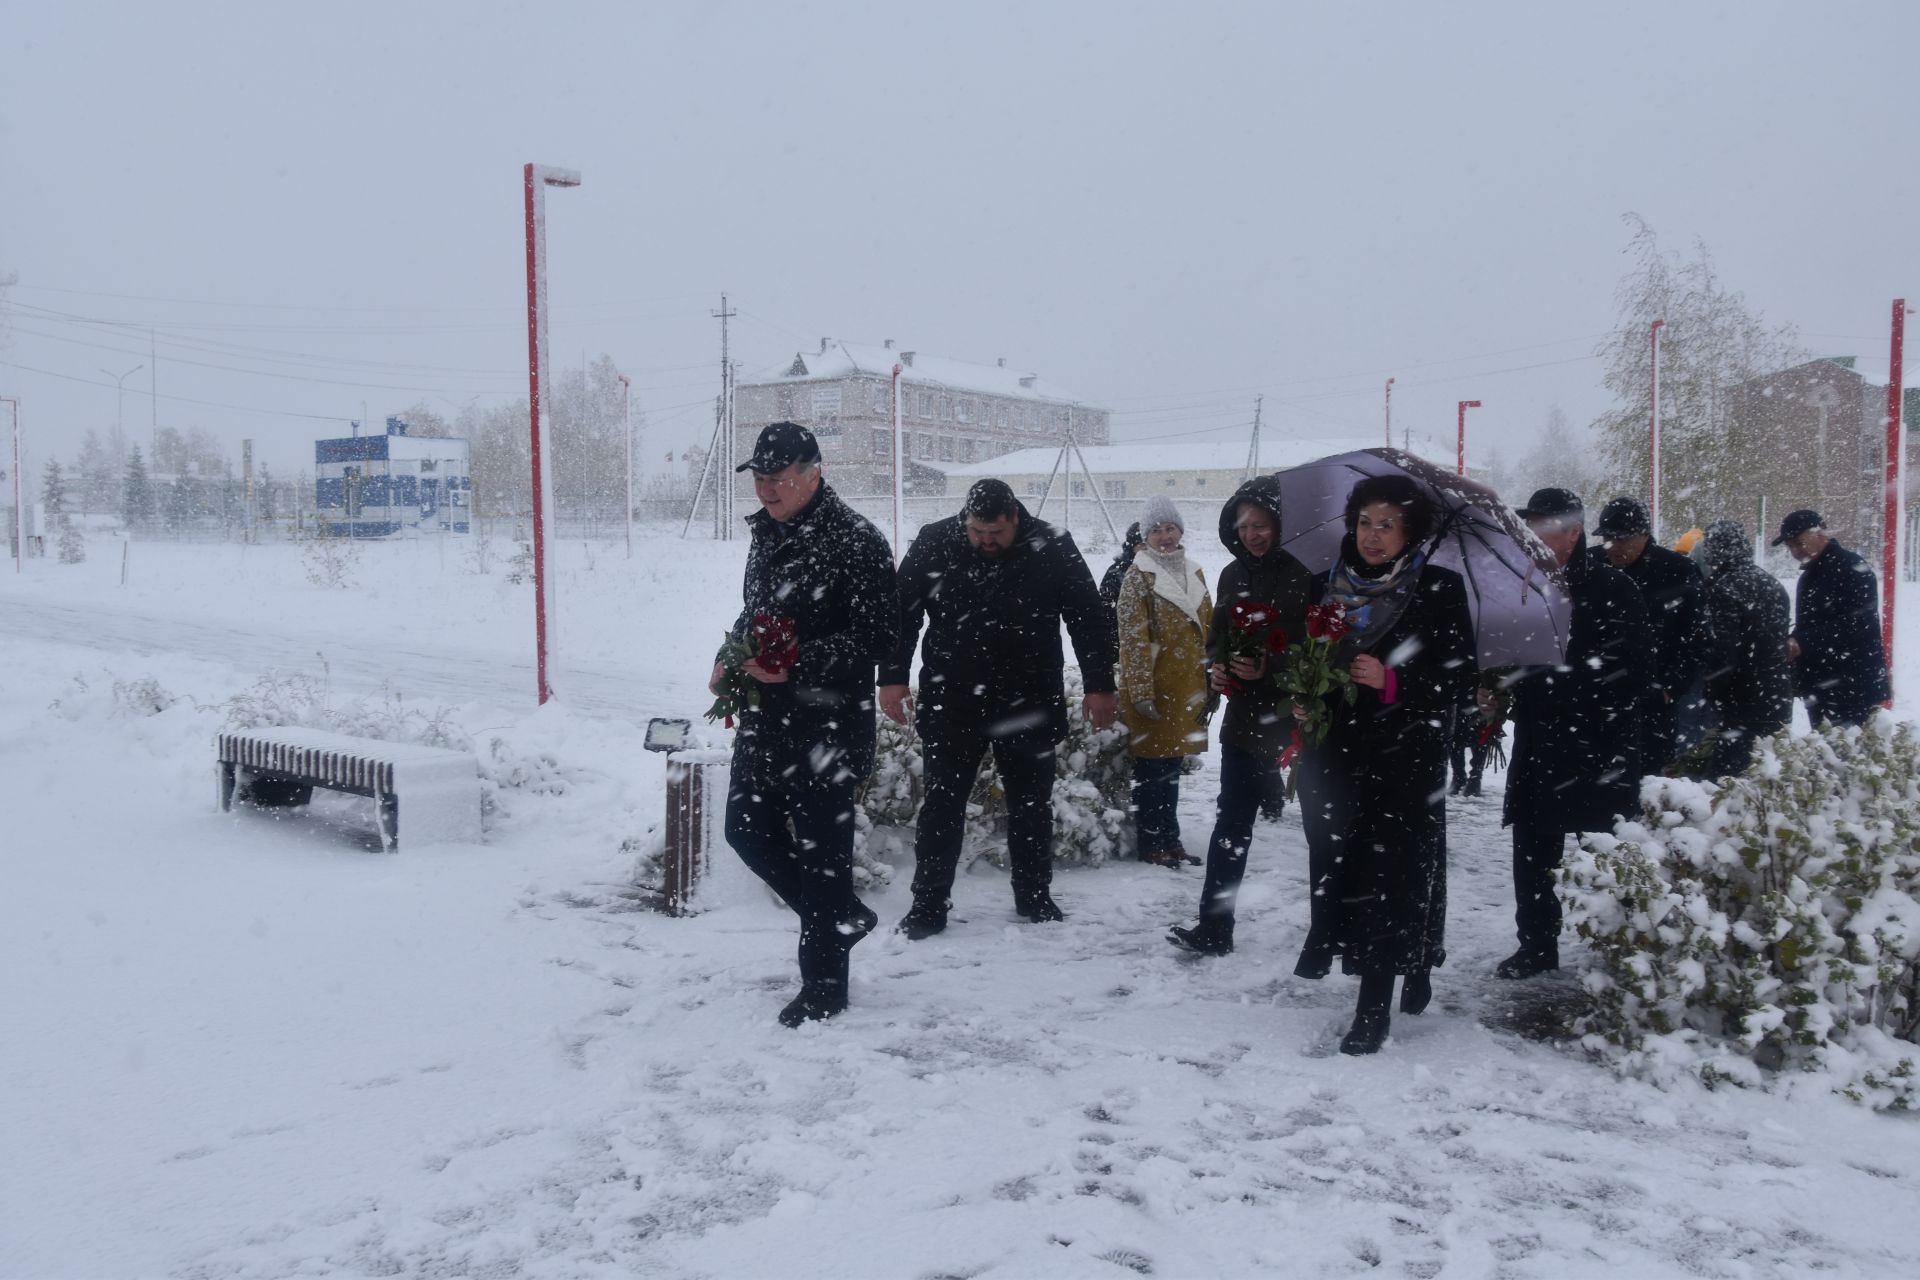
[1561,714,1920,1109]
[222,670,468,751]
[299,522,360,589]
[56,516,85,564]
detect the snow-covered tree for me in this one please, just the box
[40,459,66,521]
[122,447,155,532]
[74,430,116,518]
[56,515,85,564]
[1591,216,1804,528]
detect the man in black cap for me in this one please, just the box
[712,421,899,1026]
[1591,495,1713,773]
[1697,519,1792,776]
[880,478,1118,936]
[1491,487,1654,979]
[1773,510,1890,726]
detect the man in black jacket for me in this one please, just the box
[1591,496,1714,774]
[1495,488,1655,979]
[880,479,1118,937]
[1697,519,1791,776]
[1775,509,1891,726]
[1167,475,1315,956]
[713,423,899,1026]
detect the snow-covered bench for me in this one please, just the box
[217,727,482,852]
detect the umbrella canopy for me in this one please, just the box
[1267,448,1571,669]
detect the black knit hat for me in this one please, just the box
[1594,496,1652,539]
[1517,487,1584,522]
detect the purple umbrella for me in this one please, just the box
[1268,448,1571,668]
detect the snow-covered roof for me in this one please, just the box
[935,438,1371,478]
[744,339,1091,405]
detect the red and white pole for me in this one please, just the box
[1384,377,1394,449]
[1456,400,1480,476]
[523,162,581,706]
[891,362,905,557]
[1883,298,1909,703]
[618,372,633,561]
[1650,318,1665,542]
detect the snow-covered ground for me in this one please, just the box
[4,529,1919,1280]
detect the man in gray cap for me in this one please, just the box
[1773,509,1890,726]
[711,421,899,1026]
[1591,495,1713,772]
[1493,487,1654,979]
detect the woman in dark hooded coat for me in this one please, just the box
[1290,475,1475,1055]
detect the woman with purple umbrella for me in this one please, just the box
[1288,475,1475,1055]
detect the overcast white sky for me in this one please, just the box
[2,0,1914,477]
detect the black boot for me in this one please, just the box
[1167,919,1234,956]
[1462,773,1482,798]
[1400,970,1432,1015]
[1015,890,1065,923]
[1495,948,1558,980]
[778,979,848,1027]
[1339,973,1394,1056]
[897,898,948,940]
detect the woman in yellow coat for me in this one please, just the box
[1117,495,1215,867]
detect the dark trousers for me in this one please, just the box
[1197,744,1274,925]
[1131,756,1183,851]
[912,725,1057,907]
[725,771,867,985]
[1511,819,1572,961]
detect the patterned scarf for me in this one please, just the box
[1323,535,1425,663]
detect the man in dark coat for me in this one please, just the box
[1495,488,1655,979]
[1099,521,1144,610]
[1166,475,1314,956]
[1591,496,1714,773]
[713,423,899,1026]
[1774,509,1891,727]
[1697,519,1792,776]
[880,479,1118,937]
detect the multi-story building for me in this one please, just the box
[731,339,1108,501]
[1725,356,1919,547]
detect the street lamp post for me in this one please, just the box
[1384,377,1394,448]
[1883,299,1910,703]
[1456,400,1481,476]
[1649,318,1665,541]
[891,362,905,556]
[523,162,582,706]
[4,397,20,572]
[101,363,143,443]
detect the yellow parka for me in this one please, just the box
[1117,548,1214,759]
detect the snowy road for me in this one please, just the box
[0,596,668,721]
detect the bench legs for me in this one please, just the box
[376,791,399,853]
[219,761,237,812]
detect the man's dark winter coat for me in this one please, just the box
[1589,540,1713,770]
[1099,523,1144,609]
[1505,535,1656,834]
[1294,562,1475,979]
[725,483,898,784]
[1791,539,1891,724]
[1209,476,1316,762]
[882,500,1115,743]
[1702,534,1792,740]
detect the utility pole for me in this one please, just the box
[618,372,632,559]
[149,330,157,460]
[1456,400,1481,476]
[1650,318,1665,541]
[1883,298,1911,703]
[711,293,737,540]
[1243,395,1264,479]
[1384,378,1394,449]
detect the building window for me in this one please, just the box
[1195,477,1208,487]
[962,439,976,462]
[1104,480,1125,498]
[938,396,953,421]
[917,434,933,459]
[1165,477,1177,487]
[1070,479,1087,497]
[872,428,889,455]
[874,382,892,413]
[956,398,972,424]
[811,386,842,417]
[940,437,954,461]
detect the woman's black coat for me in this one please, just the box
[1293,561,1476,978]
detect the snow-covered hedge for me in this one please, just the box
[1561,714,1920,1110]
[856,666,1136,870]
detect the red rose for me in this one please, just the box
[1262,627,1292,656]
[1305,602,1349,641]
[750,613,800,674]
[1229,600,1276,634]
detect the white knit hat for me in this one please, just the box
[1141,494,1184,533]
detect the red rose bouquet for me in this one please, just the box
[1474,674,1513,770]
[1212,600,1289,697]
[1275,601,1358,771]
[707,613,800,727]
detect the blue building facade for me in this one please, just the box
[315,418,471,538]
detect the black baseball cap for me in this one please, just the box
[1770,509,1824,546]
[1594,496,1652,539]
[736,421,821,473]
[1517,487,1584,522]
